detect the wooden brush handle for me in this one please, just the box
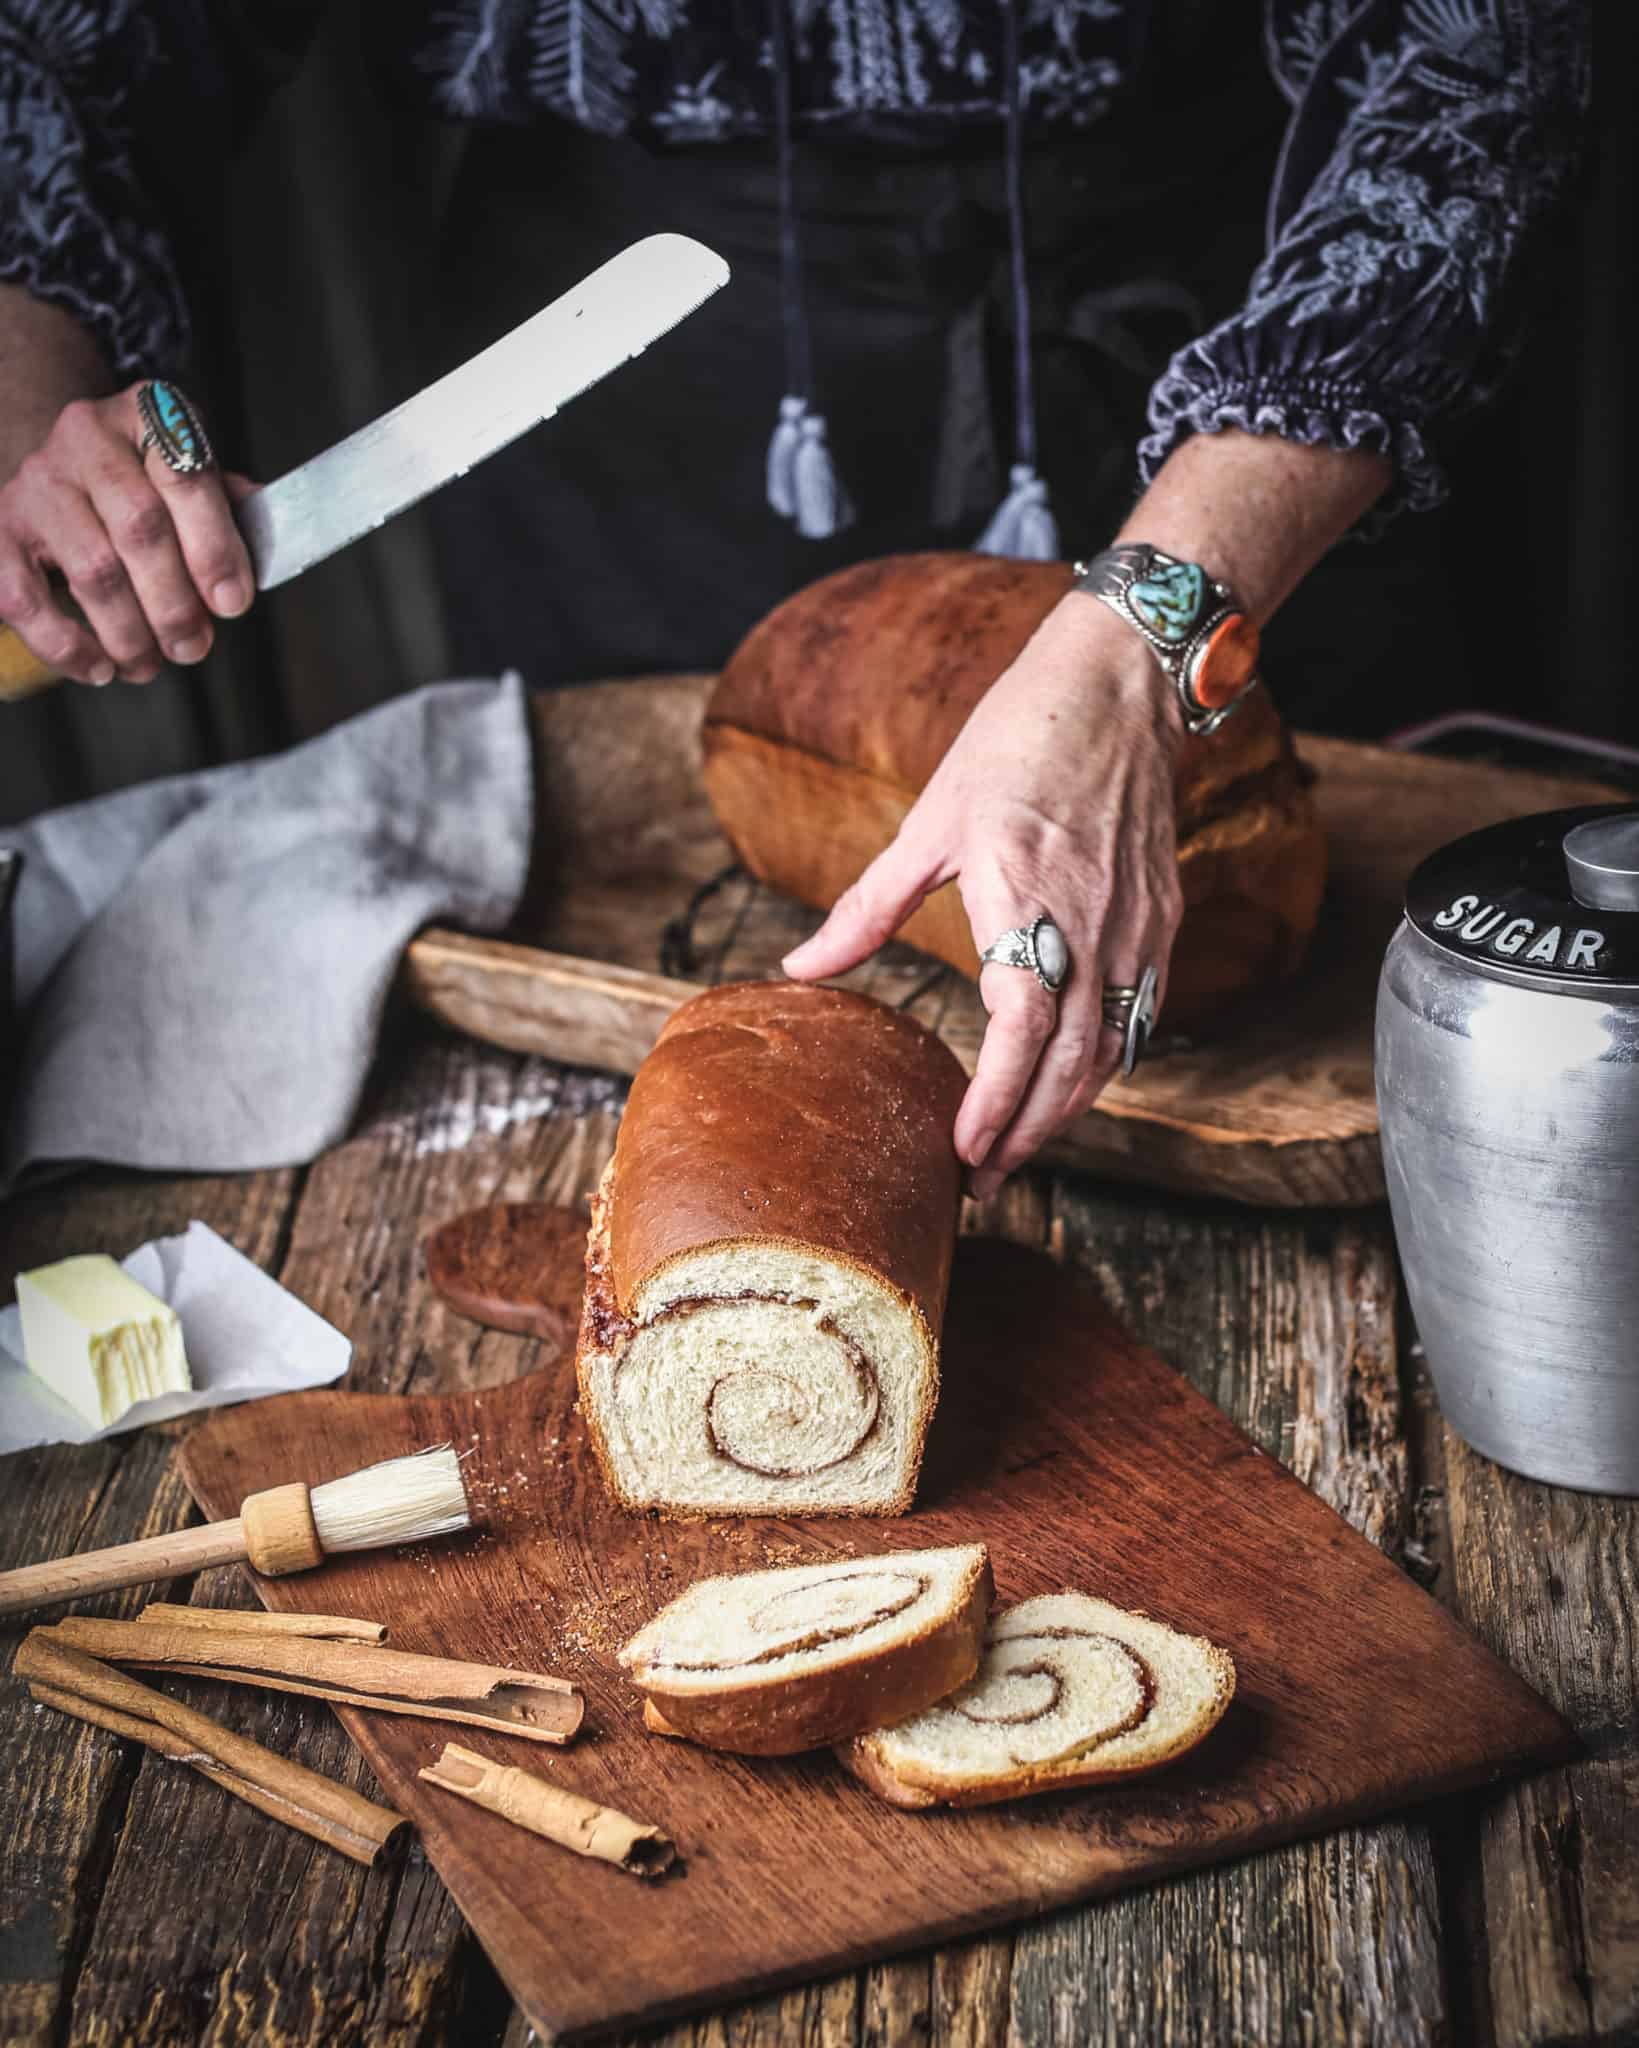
[0,625,61,703]
[0,1517,250,1616]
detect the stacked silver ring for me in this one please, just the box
[1101,964,1158,1077]
[978,916,1156,1076]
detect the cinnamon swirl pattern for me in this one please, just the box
[687,1296,881,1479]
[639,1563,930,1676]
[948,1622,1154,1767]
[621,1546,994,1756]
[846,1592,1237,1807]
[578,1198,935,1515]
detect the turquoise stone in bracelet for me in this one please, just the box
[1125,559,1205,645]
[137,380,214,475]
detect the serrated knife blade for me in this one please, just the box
[237,233,731,591]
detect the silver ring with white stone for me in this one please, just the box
[979,914,1070,994]
[1101,963,1158,1077]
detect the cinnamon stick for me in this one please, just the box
[17,1635,403,1867]
[139,1603,388,1645]
[419,1741,677,1878]
[46,1616,583,1745]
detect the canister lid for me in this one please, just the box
[1564,813,1639,912]
[1405,803,1639,985]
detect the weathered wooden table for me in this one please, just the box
[2,1018,1634,2047]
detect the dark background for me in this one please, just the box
[0,5,1628,826]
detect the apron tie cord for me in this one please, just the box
[766,0,854,538]
[975,0,1059,560]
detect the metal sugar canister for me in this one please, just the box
[1376,805,1639,1495]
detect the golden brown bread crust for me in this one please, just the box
[643,1699,687,1739]
[704,553,1286,808]
[837,1734,946,1807]
[700,731,1324,1018]
[602,981,969,1324]
[622,1551,995,1757]
[702,553,1327,1031]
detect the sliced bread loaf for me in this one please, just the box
[577,981,968,1518]
[841,1591,1235,1808]
[621,1544,993,1755]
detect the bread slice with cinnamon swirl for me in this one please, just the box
[577,982,968,1518]
[841,1592,1235,1807]
[621,1544,994,1755]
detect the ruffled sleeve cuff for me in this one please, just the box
[1138,358,1446,539]
[0,28,191,382]
[1140,0,1592,542]
[0,240,188,386]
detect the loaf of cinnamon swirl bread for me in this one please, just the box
[841,1592,1235,1807]
[576,982,968,1517]
[622,1544,993,1754]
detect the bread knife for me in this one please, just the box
[0,233,731,703]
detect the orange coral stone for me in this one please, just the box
[1190,612,1260,709]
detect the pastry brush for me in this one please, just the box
[0,1445,471,1618]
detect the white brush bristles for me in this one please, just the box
[307,1445,471,1555]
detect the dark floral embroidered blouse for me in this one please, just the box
[0,0,1591,524]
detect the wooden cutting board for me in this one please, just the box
[402,677,1621,1208]
[179,1225,1572,2044]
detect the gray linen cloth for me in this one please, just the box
[2,675,532,1187]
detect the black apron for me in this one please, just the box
[425,28,1468,735]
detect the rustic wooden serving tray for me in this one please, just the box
[179,1224,1571,2044]
[402,678,1617,1208]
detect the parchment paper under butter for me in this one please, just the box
[0,1220,350,1453]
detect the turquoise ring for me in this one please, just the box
[136,380,214,476]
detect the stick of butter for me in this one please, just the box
[16,1255,192,1429]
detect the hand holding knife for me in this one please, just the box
[0,235,730,704]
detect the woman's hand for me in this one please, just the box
[782,593,1185,1196]
[0,381,255,686]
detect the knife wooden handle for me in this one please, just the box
[0,623,61,702]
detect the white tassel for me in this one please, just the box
[1014,475,1059,560]
[767,395,806,520]
[974,462,1059,560]
[792,412,854,539]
